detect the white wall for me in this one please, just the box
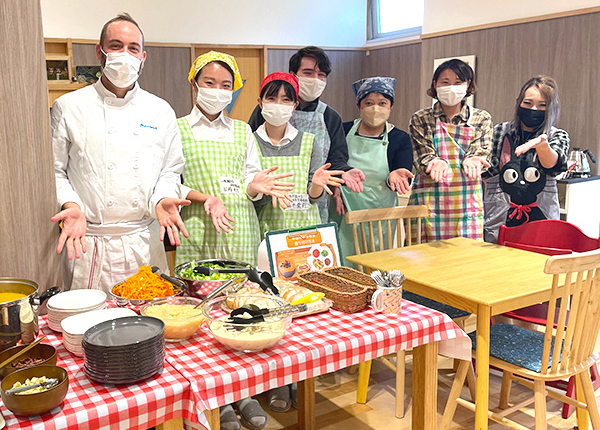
[422,0,600,34]
[40,0,367,47]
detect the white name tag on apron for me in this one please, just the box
[219,176,242,195]
[286,194,311,211]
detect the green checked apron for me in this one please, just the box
[290,101,330,223]
[330,120,396,267]
[255,131,320,236]
[176,118,261,266]
[409,106,484,242]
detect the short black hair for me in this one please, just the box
[427,59,477,99]
[289,46,331,76]
[358,93,394,107]
[99,13,144,49]
[260,80,297,103]
[194,60,234,83]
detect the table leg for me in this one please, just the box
[575,373,590,430]
[156,417,184,430]
[475,305,491,430]
[205,408,220,430]
[412,341,438,430]
[298,377,315,430]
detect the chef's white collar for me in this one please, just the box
[255,123,298,147]
[94,79,139,104]
[188,105,232,128]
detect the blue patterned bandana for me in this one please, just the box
[352,77,396,104]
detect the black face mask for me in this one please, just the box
[517,106,546,129]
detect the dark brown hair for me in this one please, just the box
[514,75,560,134]
[426,59,477,99]
[260,80,298,103]
[289,46,331,76]
[99,13,144,49]
[194,61,234,83]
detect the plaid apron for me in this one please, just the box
[410,110,484,242]
[255,131,320,236]
[332,120,396,266]
[176,118,260,266]
[290,101,330,223]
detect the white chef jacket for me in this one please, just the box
[52,80,184,292]
[178,106,262,200]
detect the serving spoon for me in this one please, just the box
[5,377,59,395]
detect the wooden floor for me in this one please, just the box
[251,317,600,429]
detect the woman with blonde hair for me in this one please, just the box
[483,75,570,242]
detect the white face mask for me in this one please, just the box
[195,84,233,115]
[101,48,142,88]
[261,103,294,127]
[436,84,468,106]
[296,76,327,102]
[360,105,390,128]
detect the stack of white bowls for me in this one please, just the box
[61,308,137,356]
[47,290,107,332]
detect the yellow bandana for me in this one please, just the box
[188,51,243,92]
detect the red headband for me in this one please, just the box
[259,72,299,97]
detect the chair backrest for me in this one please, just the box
[498,220,600,256]
[344,206,428,269]
[540,249,600,376]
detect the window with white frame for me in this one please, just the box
[368,0,424,40]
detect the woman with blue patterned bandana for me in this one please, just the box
[176,51,295,269]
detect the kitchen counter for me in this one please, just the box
[557,176,600,237]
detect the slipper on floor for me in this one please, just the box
[220,404,241,430]
[267,385,291,412]
[235,397,267,430]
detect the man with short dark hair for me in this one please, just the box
[51,13,190,292]
[248,46,364,222]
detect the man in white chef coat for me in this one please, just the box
[51,13,190,292]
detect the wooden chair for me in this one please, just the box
[346,205,472,418]
[497,219,600,418]
[442,248,600,430]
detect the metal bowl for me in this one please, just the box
[174,259,249,299]
[110,280,186,308]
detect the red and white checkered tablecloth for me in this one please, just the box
[166,299,470,416]
[1,317,198,430]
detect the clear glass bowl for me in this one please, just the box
[202,295,291,352]
[140,296,205,342]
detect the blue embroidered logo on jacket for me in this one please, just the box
[140,123,157,129]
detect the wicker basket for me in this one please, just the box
[324,267,377,301]
[297,271,368,313]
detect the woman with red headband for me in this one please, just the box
[253,72,345,236]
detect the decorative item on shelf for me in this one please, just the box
[75,66,102,84]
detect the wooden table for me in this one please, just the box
[346,237,556,430]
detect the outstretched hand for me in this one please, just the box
[341,168,365,193]
[311,163,345,195]
[250,166,295,209]
[156,197,191,246]
[388,168,414,194]
[514,134,548,156]
[426,158,450,182]
[462,156,491,179]
[50,203,87,260]
[332,187,347,216]
[204,196,235,233]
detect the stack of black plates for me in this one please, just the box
[82,316,165,384]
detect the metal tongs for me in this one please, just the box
[228,303,307,324]
[193,263,251,276]
[6,378,60,395]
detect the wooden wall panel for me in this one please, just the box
[363,43,422,131]
[73,43,193,118]
[420,12,600,173]
[267,48,366,123]
[0,0,62,289]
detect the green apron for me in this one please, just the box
[176,118,261,266]
[255,131,321,236]
[330,120,396,266]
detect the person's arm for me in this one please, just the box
[464,110,493,162]
[243,124,264,201]
[515,128,570,175]
[323,106,351,171]
[248,104,265,132]
[542,128,569,174]
[386,129,414,194]
[409,110,439,175]
[483,123,505,178]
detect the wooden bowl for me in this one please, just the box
[1,365,68,416]
[0,343,57,379]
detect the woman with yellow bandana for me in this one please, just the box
[176,51,294,270]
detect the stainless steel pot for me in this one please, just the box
[0,278,60,352]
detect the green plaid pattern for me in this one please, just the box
[256,132,320,235]
[176,118,260,265]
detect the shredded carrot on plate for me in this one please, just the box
[112,265,179,300]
